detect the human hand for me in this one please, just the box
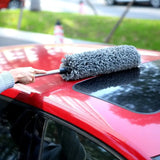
[9,67,47,84]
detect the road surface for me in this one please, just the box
[25,0,160,19]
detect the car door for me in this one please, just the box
[39,117,124,160]
[0,95,125,160]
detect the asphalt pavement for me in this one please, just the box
[0,36,36,47]
[0,27,56,47]
[0,27,101,47]
[25,0,160,20]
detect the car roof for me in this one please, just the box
[0,44,160,159]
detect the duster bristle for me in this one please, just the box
[61,45,141,81]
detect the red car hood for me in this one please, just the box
[0,44,160,159]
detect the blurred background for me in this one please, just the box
[0,0,160,51]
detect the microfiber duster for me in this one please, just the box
[36,45,141,81]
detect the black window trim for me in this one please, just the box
[38,118,48,160]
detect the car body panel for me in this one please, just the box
[113,0,149,2]
[0,44,160,159]
[0,0,23,9]
[0,0,10,9]
[105,0,160,8]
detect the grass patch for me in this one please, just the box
[0,9,160,51]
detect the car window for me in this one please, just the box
[74,60,160,114]
[0,96,45,160]
[40,119,119,160]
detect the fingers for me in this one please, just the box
[26,67,46,84]
[17,72,34,84]
[23,67,46,84]
[10,67,46,84]
[34,69,47,74]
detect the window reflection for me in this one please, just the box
[74,61,160,113]
[41,120,119,160]
[0,100,45,160]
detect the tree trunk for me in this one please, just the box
[30,0,41,11]
[85,0,98,15]
[104,0,134,43]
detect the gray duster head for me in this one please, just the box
[61,45,141,81]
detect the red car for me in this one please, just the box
[0,43,160,160]
[0,0,23,9]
